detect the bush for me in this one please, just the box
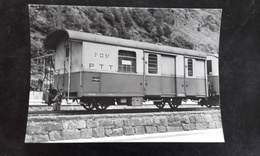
[102,8,115,26]
[163,24,173,38]
[91,14,110,35]
[153,10,164,23]
[122,9,134,28]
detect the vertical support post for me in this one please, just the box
[67,41,71,102]
[205,59,209,98]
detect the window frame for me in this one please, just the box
[64,41,70,58]
[118,50,137,73]
[187,58,193,77]
[207,60,212,75]
[148,54,158,74]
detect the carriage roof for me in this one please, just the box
[44,29,206,58]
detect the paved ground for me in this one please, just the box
[48,128,224,143]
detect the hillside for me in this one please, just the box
[29,5,221,57]
[29,5,222,90]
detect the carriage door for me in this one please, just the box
[184,58,197,96]
[144,52,161,96]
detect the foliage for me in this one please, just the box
[29,6,222,89]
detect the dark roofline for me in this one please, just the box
[44,29,207,58]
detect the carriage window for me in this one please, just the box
[188,59,193,76]
[148,54,158,74]
[207,60,212,75]
[118,50,136,73]
[64,41,69,57]
[65,46,69,57]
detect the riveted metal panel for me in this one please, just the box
[161,76,176,96]
[176,77,185,97]
[100,73,143,94]
[185,78,197,96]
[196,79,207,96]
[208,76,220,95]
[83,72,100,93]
[145,76,161,96]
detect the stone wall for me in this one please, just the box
[25,110,222,142]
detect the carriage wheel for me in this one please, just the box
[94,99,109,110]
[154,101,165,109]
[80,99,94,111]
[169,99,182,109]
[206,104,212,108]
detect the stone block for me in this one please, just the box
[134,126,145,135]
[98,119,114,128]
[212,114,219,121]
[215,122,222,128]
[61,130,80,140]
[218,114,222,121]
[123,119,131,126]
[93,127,105,138]
[24,135,33,143]
[167,126,183,132]
[153,117,168,126]
[131,118,143,126]
[204,114,213,122]
[189,115,196,123]
[113,119,124,128]
[26,123,47,135]
[45,122,64,132]
[189,124,196,130]
[195,115,204,123]
[142,117,154,125]
[49,131,62,141]
[207,122,216,129]
[145,126,157,134]
[123,127,134,135]
[112,128,124,136]
[182,124,190,131]
[175,116,189,124]
[80,129,92,139]
[174,116,181,122]
[160,117,168,126]
[32,134,49,143]
[167,116,175,123]
[157,126,167,133]
[169,121,182,127]
[181,115,190,124]
[86,120,98,128]
[153,117,160,125]
[61,121,70,129]
[195,123,207,130]
[105,128,112,136]
[67,120,86,130]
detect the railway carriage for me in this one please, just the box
[44,29,219,110]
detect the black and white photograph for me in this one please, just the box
[25,5,223,143]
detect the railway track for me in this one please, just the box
[28,104,220,116]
